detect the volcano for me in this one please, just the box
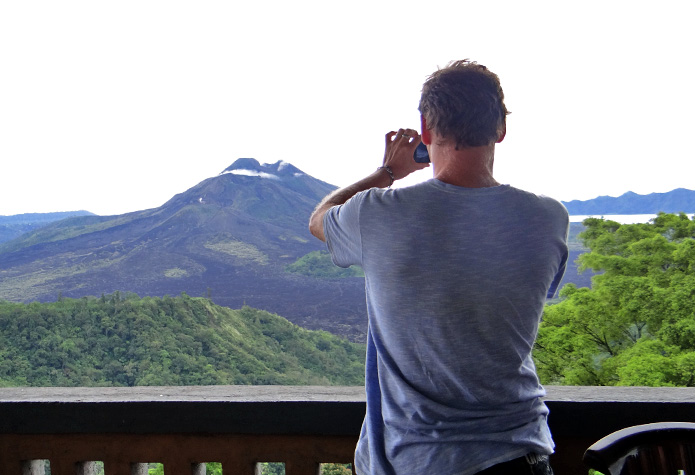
[0,159,368,341]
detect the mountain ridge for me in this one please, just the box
[0,211,95,245]
[561,188,695,215]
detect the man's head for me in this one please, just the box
[419,60,509,149]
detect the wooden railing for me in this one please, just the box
[1,385,694,475]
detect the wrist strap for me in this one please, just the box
[377,166,395,187]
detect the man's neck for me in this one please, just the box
[430,143,500,188]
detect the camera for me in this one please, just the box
[413,142,430,163]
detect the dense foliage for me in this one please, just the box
[0,293,365,387]
[286,251,364,278]
[534,213,695,386]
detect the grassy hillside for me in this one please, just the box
[0,293,365,387]
[286,251,364,278]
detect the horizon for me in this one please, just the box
[1,162,693,219]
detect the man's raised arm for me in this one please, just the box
[308,128,429,242]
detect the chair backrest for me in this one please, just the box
[583,422,695,475]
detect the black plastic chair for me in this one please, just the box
[583,422,695,474]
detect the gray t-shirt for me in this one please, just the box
[324,179,569,475]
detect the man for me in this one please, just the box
[309,60,568,475]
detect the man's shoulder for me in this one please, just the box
[347,183,424,204]
[332,187,396,218]
[507,186,568,216]
[341,187,386,208]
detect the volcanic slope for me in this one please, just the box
[0,159,368,341]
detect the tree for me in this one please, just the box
[321,463,353,475]
[205,462,223,475]
[259,462,285,475]
[534,213,695,386]
[148,463,164,475]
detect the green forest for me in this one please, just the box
[0,293,365,387]
[534,212,695,386]
[1,213,694,389]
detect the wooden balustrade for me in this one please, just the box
[2,385,695,475]
[6,433,356,475]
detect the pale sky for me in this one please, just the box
[1,1,693,216]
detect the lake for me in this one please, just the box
[570,214,694,224]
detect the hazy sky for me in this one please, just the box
[2,1,693,216]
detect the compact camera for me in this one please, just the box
[413,142,430,163]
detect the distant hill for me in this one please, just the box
[0,294,365,387]
[0,211,94,245]
[0,159,368,341]
[562,188,695,215]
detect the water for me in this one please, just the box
[570,214,694,224]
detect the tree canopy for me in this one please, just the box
[534,213,695,386]
[0,293,365,387]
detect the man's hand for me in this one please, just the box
[308,128,430,242]
[383,128,430,180]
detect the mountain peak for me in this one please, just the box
[220,159,305,180]
[222,158,262,172]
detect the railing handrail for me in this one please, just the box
[2,385,694,436]
[3,384,694,403]
[1,385,695,475]
[0,385,366,403]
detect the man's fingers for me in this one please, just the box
[400,129,420,143]
[388,129,420,143]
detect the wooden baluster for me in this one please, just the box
[42,459,73,475]
[102,461,147,475]
[220,458,257,475]
[0,459,22,475]
[161,460,195,475]
[284,458,320,475]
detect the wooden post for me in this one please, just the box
[285,458,320,475]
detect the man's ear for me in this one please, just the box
[496,124,506,143]
[420,115,432,145]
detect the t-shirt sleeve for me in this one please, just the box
[546,249,568,299]
[323,192,365,268]
[546,210,570,299]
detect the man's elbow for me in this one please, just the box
[309,213,326,242]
